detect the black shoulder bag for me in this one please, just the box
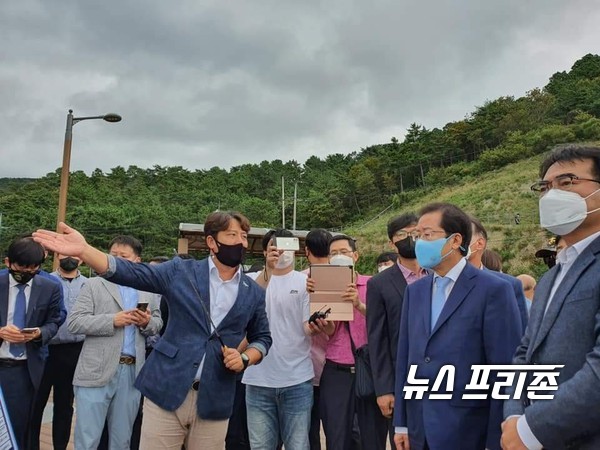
[345,322,375,399]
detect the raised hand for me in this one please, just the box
[33,222,88,257]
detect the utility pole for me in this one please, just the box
[281,176,286,228]
[292,182,298,231]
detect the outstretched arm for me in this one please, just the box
[33,223,110,274]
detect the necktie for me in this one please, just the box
[431,276,451,331]
[10,284,27,357]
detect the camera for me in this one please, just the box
[309,307,331,324]
[273,236,300,251]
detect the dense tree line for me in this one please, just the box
[2,54,600,261]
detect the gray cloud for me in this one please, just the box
[1,0,599,177]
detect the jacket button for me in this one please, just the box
[424,357,431,363]
[193,363,199,368]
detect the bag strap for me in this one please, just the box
[344,321,357,354]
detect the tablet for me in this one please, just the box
[309,264,354,321]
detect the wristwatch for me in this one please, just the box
[241,352,250,370]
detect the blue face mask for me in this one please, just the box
[415,234,455,269]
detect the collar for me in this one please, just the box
[557,229,600,266]
[433,257,467,283]
[355,273,369,286]
[208,255,242,283]
[397,261,426,278]
[9,273,34,289]
[53,269,82,281]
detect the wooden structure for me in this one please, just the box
[177,223,310,257]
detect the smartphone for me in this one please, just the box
[136,302,149,312]
[21,327,38,334]
[273,236,300,251]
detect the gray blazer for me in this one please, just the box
[504,235,600,450]
[68,277,162,387]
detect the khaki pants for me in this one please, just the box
[140,389,228,450]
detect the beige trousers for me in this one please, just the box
[140,389,228,450]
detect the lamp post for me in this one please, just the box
[54,109,122,269]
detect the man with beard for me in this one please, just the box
[366,213,427,449]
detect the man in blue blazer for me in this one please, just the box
[0,237,63,448]
[393,203,522,450]
[34,211,272,450]
[467,217,529,332]
[502,145,600,449]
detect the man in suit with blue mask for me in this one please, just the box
[502,145,600,450]
[393,203,522,450]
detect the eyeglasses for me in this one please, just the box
[393,230,419,240]
[329,249,354,257]
[530,174,600,196]
[414,230,448,241]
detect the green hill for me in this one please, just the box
[2,53,600,277]
[348,154,551,278]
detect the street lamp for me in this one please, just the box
[54,109,122,269]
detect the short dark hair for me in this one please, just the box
[149,256,170,264]
[418,203,471,256]
[470,216,488,241]
[387,213,418,240]
[481,249,502,272]
[305,228,332,258]
[540,144,600,179]
[329,234,357,252]
[261,228,294,251]
[204,211,251,240]
[108,235,143,256]
[376,251,397,265]
[7,237,45,267]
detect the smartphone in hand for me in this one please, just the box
[21,327,38,334]
[136,302,149,312]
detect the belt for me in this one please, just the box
[191,380,200,391]
[0,358,27,368]
[328,361,355,374]
[119,355,136,365]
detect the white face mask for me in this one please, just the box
[330,254,354,266]
[275,251,295,269]
[539,188,600,235]
[466,243,478,260]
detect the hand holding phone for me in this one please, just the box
[136,302,149,312]
[20,327,40,341]
[21,327,39,334]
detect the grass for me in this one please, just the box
[347,155,552,278]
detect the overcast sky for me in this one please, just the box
[1,0,599,178]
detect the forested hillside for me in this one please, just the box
[2,54,600,273]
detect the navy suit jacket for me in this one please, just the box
[504,235,600,449]
[483,267,529,333]
[393,262,522,450]
[105,256,272,420]
[366,263,408,396]
[0,272,64,389]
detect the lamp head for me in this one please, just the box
[102,113,122,123]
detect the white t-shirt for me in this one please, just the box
[243,270,313,388]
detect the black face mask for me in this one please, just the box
[395,237,416,259]
[214,240,246,268]
[9,269,38,284]
[59,257,79,272]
